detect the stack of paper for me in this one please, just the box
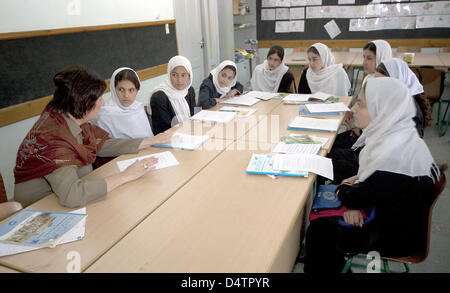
[246,154,308,177]
[219,95,260,106]
[305,102,349,114]
[283,92,336,104]
[272,142,321,155]
[116,151,179,172]
[273,154,334,180]
[152,133,210,151]
[288,116,341,132]
[190,110,236,123]
[218,106,256,118]
[239,91,280,101]
[0,208,87,256]
[284,134,329,148]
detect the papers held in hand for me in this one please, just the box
[288,116,341,132]
[190,110,236,123]
[283,92,337,104]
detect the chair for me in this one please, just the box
[341,164,447,273]
[289,77,298,94]
[331,47,349,52]
[411,67,448,135]
[397,46,421,53]
[0,173,23,221]
[290,66,302,94]
[439,47,450,53]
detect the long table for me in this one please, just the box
[0,96,351,273]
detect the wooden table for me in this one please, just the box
[86,141,323,273]
[437,52,450,68]
[0,265,18,273]
[0,139,232,273]
[174,99,283,141]
[241,96,352,152]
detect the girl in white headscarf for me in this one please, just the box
[94,67,153,139]
[198,60,243,109]
[299,43,351,96]
[362,39,392,75]
[304,77,440,273]
[149,55,196,134]
[251,45,294,93]
[375,58,432,137]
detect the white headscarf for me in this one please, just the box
[382,58,424,96]
[354,77,438,183]
[251,59,289,93]
[211,60,238,98]
[94,67,153,138]
[149,55,193,123]
[371,40,392,67]
[305,43,351,96]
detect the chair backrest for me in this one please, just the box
[397,46,421,53]
[331,47,349,52]
[411,67,445,101]
[289,77,297,94]
[439,47,450,53]
[0,173,7,203]
[423,165,447,260]
[290,66,302,93]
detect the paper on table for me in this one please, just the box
[0,208,86,257]
[273,143,321,155]
[283,94,310,104]
[305,103,349,113]
[219,95,260,106]
[190,110,236,123]
[116,151,179,172]
[288,134,329,148]
[219,106,256,118]
[273,154,334,180]
[288,116,341,132]
[153,133,210,150]
[240,91,279,101]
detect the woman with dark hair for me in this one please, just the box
[14,65,172,208]
[251,45,294,93]
[304,78,440,273]
[198,60,243,109]
[363,40,392,76]
[298,43,351,96]
[94,67,154,138]
[375,58,432,138]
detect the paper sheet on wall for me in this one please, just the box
[290,0,307,6]
[307,0,322,6]
[306,6,322,19]
[262,0,277,8]
[324,20,341,39]
[275,21,291,33]
[416,14,450,28]
[338,0,354,4]
[322,6,337,18]
[116,151,179,172]
[261,9,276,21]
[0,208,86,257]
[276,8,290,20]
[290,7,305,19]
[290,20,305,32]
[276,0,291,7]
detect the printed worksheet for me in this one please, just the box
[116,151,179,172]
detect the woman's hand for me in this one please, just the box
[341,175,358,186]
[343,209,364,228]
[138,131,174,150]
[224,89,240,99]
[105,157,159,192]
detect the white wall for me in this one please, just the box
[0,0,174,200]
[0,0,174,33]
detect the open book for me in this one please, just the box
[219,94,260,106]
[273,154,334,180]
[153,133,210,151]
[190,110,236,123]
[0,209,87,248]
[283,92,338,104]
[238,91,280,101]
[246,154,308,177]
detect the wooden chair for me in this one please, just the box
[0,173,23,221]
[397,46,421,53]
[331,47,349,52]
[439,47,450,53]
[290,67,302,94]
[342,164,447,273]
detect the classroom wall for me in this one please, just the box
[0,0,175,201]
